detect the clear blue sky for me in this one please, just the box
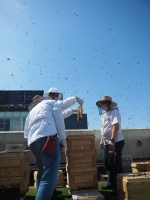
[0,0,150,129]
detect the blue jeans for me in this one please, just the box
[30,136,60,200]
[103,140,124,189]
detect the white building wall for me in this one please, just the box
[0,129,150,164]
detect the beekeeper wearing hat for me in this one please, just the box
[25,88,84,200]
[24,97,66,200]
[43,87,84,118]
[28,88,84,156]
[28,88,84,153]
[96,96,124,195]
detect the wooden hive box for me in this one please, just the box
[66,134,95,153]
[67,171,98,192]
[146,164,150,171]
[66,150,97,173]
[34,170,64,188]
[0,173,30,194]
[131,161,150,173]
[0,150,30,177]
[117,172,150,200]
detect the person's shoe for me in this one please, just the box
[101,185,113,190]
[50,194,65,200]
[53,189,63,195]
[112,188,118,195]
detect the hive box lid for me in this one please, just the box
[72,191,105,200]
[117,172,150,182]
[5,144,23,152]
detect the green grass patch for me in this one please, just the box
[98,183,118,200]
[26,187,36,197]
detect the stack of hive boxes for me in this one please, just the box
[0,150,30,198]
[131,161,150,173]
[117,172,150,200]
[66,134,98,193]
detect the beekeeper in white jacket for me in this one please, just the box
[24,99,66,200]
[43,87,84,198]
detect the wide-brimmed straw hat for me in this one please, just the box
[96,96,117,108]
[29,95,50,111]
[43,87,63,98]
[32,95,42,102]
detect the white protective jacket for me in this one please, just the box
[58,96,77,118]
[24,100,65,146]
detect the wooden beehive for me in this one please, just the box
[67,171,98,191]
[131,161,150,173]
[66,134,98,193]
[117,172,150,200]
[66,150,97,173]
[34,170,64,188]
[0,173,30,194]
[66,134,95,152]
[0,150,30,177]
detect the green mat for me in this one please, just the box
[26,184,118,200]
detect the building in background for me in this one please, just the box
[64,114,88,129]
[0,90,88,131]
[0,90,43,131]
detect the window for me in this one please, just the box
[0,119,10,131]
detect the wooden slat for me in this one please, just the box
[0,150,30,159]
[67,171,98,191]
[0,154,30,177]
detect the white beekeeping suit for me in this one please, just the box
[57,96,78,118]
[24,99,65,146]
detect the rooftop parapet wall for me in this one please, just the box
[0,129,150,163]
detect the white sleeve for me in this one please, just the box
[57,96,77,110]
[62,109,73,119]
[111,109,121,125]
[52,103,66,140]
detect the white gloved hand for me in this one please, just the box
[76,97,84,105]
[59,139,67,154]
[71,108,79,112]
